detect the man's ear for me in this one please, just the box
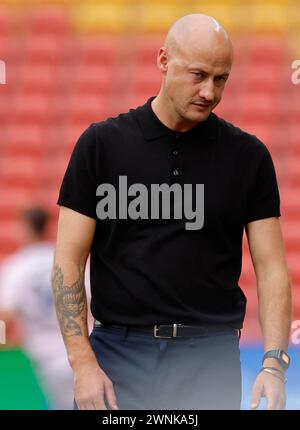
[157,47,168,73]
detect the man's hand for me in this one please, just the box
[73,357,119,410]
[251,371,286,410]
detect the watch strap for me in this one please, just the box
[263,349,290,370]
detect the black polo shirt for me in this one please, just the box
[57,97,281,329]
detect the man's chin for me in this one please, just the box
[189,110,211,123]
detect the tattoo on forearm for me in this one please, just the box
[52,264,86,337]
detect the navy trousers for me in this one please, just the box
[74,325,242,410]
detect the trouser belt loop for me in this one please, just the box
[95,320,130,339]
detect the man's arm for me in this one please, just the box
[52,206,119,410]
[245,217,292,410]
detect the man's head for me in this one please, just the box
[22,207,49,243]
[154,14,233,130]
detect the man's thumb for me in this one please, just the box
[251,386,262,410]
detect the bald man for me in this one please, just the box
[53,14,291,410]
[153,14,233,128]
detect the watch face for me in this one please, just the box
[281,352,290,365]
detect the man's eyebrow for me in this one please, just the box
[188,67,209,73]
[188,67,230,77]
[216,72,230,78]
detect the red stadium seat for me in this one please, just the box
[247,36,288,65]
[289,124,300,157]
[17,62,60,93]
[5,124,48,156]
[238,93,279,124]
[76,36,117,66]
[10,93,57,124]
[0,154,43,188]
[0,88,12,124]
[135,36,163,64]
[67,93,108,123]
[286,253,300,284]
[281,222,300,253]
[243,287,258,312]
[292,293,300,320]
[0,7,11,36]
[281,189,300,221]
[243,64,289,94]
[132,63,161,94]
[26,7,70,35]
[22,34,66,64]
[43,155,70,188]
[0,35,22,64]
[0,220,23,254]
[72,63,113,94]
[0,188,41,218]
[286,158,300,187]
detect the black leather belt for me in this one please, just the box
[94,320,240,338]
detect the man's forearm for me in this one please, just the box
[51,261,95,369]
[257,273,292,353]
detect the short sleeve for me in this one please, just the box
[57,124,98,219]
[244,144,281,224]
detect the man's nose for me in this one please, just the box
[198,79,215,102]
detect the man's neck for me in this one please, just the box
[151,94,198,132]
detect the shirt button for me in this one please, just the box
[173,169,179,176]
[172,150,179,156]
[175,133,181,139]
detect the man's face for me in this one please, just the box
[160,40,232,126]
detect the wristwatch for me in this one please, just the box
[263,349,290,370]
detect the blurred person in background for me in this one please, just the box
[0,208,73,410]
[52,14,291,410]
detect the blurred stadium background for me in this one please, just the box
[0,0,299,409]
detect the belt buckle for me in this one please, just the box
[153,324,182,338]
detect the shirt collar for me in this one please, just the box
[135,96,218,141]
